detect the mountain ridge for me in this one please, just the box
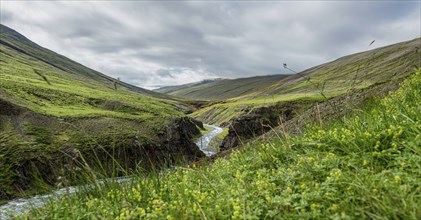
[154,78,225,94]
[156,74,291,101]
[0,24,179,101]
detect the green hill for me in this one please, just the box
[0,24,204,201]
[192,37,420,125]
[156,75,290,101]
[0,25,179,101]
[154,78,224,94]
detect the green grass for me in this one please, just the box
[190,92,329,126]
[200,125,214,135]
[0,24,181,101]
[21,70,420,219]
[0,43,183,119]
[190,91,327,126]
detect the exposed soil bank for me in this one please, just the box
[0,123,225,219]
[220,101,313,150]
[219,79,404,151]
[0,99,205,202]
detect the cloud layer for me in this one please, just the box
[1,1,420,89]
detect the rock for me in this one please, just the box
[161,117,205,161]
[0,189,10,201]
[220,103,298,150]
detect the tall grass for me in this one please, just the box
[22,69,420,219]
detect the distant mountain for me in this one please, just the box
[155,75,290,101]
[154,78,225,94]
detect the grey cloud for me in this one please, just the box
[0,8,14,22]
[156,69,173,78]
[1,1,419,88]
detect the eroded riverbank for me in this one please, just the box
[0,124,224,219]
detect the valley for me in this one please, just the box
[0,23,420,219]
[157,37,420,152]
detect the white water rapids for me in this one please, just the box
[0,124,223,219]
[195,124,224,156]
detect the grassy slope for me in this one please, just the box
[154,78,224,94]
[0,25,181,101]
[159,75,290,101]
[0,44,182,119]
[192,37,420,125]
[23,69,421,219]
[0,24,186,118]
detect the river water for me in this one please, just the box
[195,124,224,156]
[0,124,223,219]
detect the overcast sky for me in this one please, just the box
[1,1,420,89]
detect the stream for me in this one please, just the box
[195,124,224,156]
[0,124,223,219]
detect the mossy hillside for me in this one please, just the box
[191,103,248,126]
[0,24,184,101]
[254,37,420,99]
[0,44,183,119]
[191,38,420,126]
[154,78,224,94]
[22,69,421,219]
[163,75,290,101]
[191,94,323,126]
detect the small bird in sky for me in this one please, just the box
[369,40,375,47]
